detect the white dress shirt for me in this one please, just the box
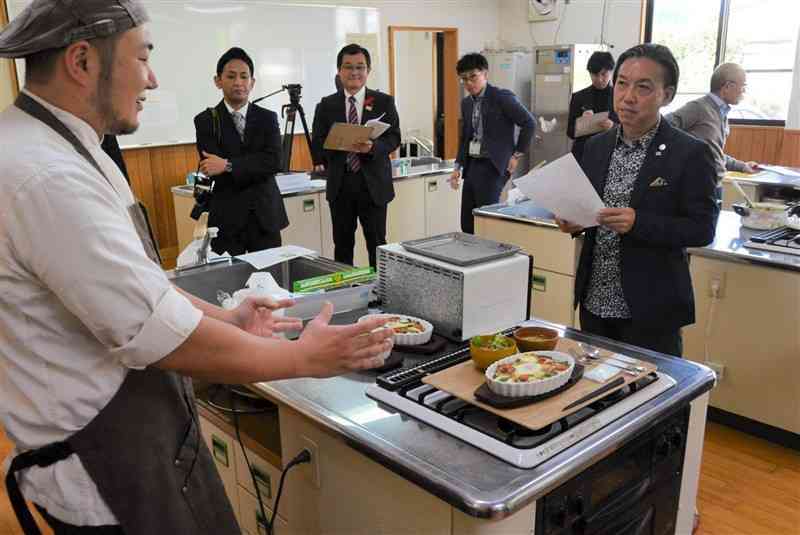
[343,85,366,124]
[0,90,202,526]
[224,99,249,120]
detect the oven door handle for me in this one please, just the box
[584,476,651,527]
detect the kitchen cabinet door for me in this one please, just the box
[238,485,289,535]
[387,177,426,243]
[199,417,240,525]
[424,173,462,236]
[530,268,576,327]
[234,444,283,516]
[281,194,323,253]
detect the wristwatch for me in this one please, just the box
[224,160,233,173]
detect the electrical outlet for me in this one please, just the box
[707,362,725,382]
[300,435,320,488]
[707,272,726,298]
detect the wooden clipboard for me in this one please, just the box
[323,122,373,151]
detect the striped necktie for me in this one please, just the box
[346,96,361,173]
[232,110,245,141]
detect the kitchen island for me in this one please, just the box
[170,258,714,535]
[474,202,800,442]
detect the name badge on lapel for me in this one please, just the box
[648,177,669,188]
[469,139,482,156]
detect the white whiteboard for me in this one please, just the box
[8,1,380,148]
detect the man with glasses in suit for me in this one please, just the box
[449,52,535,234]
[311,44,401,268]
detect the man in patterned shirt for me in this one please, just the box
[557,44,719,357]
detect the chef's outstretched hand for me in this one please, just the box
[598,207,636,234]
[232,296,302,338]
[296,302,393,377]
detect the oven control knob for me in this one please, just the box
[569,495,586,516]
[550,505,567,528]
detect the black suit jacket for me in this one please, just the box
[456,83,535,176]
[567,84,616,163]
[194,101,288,233]
[574,119,719,331]
[310,88,401,205]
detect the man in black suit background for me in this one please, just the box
[194,47,288,255]
[567,51,616,163]
[557,44,719,357]
[311,44,401,268]
[449,53,535,234]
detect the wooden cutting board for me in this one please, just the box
[422,338,658,431]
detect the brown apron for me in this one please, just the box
[5,93,239,534]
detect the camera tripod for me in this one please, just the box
[254,84,312,173]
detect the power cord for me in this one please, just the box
[230,390,311,535]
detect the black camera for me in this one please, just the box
[283,84,302,104]
[189,173,214,220]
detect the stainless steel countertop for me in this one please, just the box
[171,164,455,199]
[722,168,800,189]
[474,201,800,273]
[251,322,714,519]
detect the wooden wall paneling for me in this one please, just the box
[290,134,313,171]
[779,129,800,167]
[725,125,784,165]
[442,30,459,160]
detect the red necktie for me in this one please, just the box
[346,96,361,173]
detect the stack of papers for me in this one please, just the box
[276,172,311,194]
[513,153,605,228]
[323,118,392,151]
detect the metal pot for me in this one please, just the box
[732,202,788,230]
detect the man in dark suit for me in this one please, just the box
[449,53,535,234]
[311,44,400,268]
[557,44,719,357]
[567,51,616,163]
[194,47,288,255]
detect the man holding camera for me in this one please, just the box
[194,47,288,255]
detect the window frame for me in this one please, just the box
[645,0,791,126]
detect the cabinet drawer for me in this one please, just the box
[282,194,323,253]
[235,445,282,515]
[238,484,288,535]
[475,217,578,275]
[530,269,576,327]
[199,417,240,524]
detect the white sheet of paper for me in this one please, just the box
[236,245,317,270]
[759,164,800,178]
[513,153,604,228]
[365,118,391,140]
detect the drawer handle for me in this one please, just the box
[253,467,273,499]
[303,199,316,212]
[428,180,438,192]
[211,435,229,467]
[532,274,547,292]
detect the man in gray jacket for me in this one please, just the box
[666,63,759,184]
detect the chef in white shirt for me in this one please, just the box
[0,2,392,534]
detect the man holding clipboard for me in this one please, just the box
[311,44,400,268]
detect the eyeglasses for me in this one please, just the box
[341,64,368,72]
[459,71,484,84]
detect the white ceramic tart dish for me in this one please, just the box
[484,351,575,398]
[358,313,433,346]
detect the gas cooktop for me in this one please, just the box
[366,344,675,468]
[744,227,800,256]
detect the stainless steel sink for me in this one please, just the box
[169,256,346,303]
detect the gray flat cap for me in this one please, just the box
[0,0,149,58]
